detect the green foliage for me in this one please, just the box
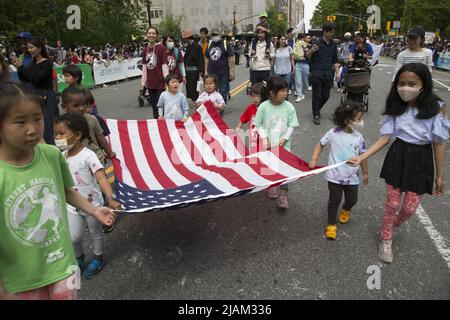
[311,0,450,38]
[266,5,289,37]
[157,15,183,39]
[0,0,143,48]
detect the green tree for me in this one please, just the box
[157,15,183,38]
[311,0,450,38]
[0,0,142,48]
[266,5,288,36]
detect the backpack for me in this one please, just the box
[293,41,305,61]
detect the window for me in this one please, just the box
[150,11,154,19]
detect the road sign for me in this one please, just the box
[393,21,401,29]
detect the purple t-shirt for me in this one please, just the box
[206,41,234,80]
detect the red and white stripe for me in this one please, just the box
[106,101,339,195]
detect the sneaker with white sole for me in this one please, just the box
[295,95,305,103]
[308,86,312,91]
[278,196,289,209]
[378,239,393,263]
[267,187,278,199]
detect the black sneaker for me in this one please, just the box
[313,116,321,125]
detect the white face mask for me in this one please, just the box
[55,134,75,151]
[166,42,175,50]
[397,86,422,103]
[212,36,221,43]
[349,119,364,131]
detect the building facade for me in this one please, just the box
[129,0,304,35]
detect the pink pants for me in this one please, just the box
[16,274,78,300]
[380,184,422,240]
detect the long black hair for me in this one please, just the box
[28,37,50,60]
[385,63,443,119]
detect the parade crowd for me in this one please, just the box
[0,11,449,300]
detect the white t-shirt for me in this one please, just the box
[320,128,367,185]
[274,46,293,75]
[64,147,104,215]
[393,48,433,80]
[196,91,226,107]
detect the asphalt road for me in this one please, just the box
[78,57,450,300]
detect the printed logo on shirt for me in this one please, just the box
[146,52,158,70]
[209,47,223,61]
[5,180,64,247]
[46,247,65,264]
[165,102,183,120]
[266,115,287,145]
[167,56,177,71]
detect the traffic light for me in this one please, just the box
[326,15,336,22]
[386,21,391,31]
[278,13,284,21]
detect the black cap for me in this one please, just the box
[408,26,425,38]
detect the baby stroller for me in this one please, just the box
[341,61,371,112]
[137,62,151,108]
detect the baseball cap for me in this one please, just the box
[344,32,352,38]
[210,28,220,36]
[182,30,194,39]
[260,11,268,18]
[16,31,32,40]
[408,26,425,38]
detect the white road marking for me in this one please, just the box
[416,205,450,271]
[433,79,450,90]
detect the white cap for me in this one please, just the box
[344,32,352,38]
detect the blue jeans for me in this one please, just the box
[218,77,230,104]
[295,62,310,97]
[274,72,291,90]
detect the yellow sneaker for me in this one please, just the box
[339,208,351,224]
[325,224,337,240]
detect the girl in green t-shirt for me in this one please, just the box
[253,76,299,210]
[0,83,116,300]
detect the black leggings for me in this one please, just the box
[148,89,163,119]
[327,182,358,225]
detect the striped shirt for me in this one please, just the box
[393,48,433,80]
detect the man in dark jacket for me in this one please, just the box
[183,30,204,102]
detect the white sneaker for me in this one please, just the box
[378,239,393,263]
[295,96,304,103]
[308,86,312,91]
[289,90,292,95]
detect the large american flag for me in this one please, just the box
[106,101,342,213]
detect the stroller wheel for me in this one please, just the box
[363,95,369,112]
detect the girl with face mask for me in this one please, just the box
[348,63,450,264]
[309,100,369,241]
[163,36,186,86]
[54,112,121,280]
